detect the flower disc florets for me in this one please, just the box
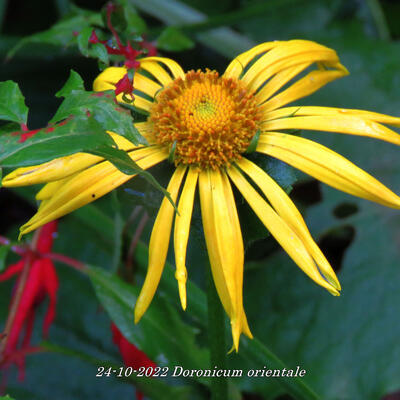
[150,69,261,169]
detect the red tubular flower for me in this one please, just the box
[0,221,59,380]
[111,323,156,400]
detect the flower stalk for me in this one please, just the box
[207,266,228,400]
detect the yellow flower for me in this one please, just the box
[4,40,400,351]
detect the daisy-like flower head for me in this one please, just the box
[4,40,400,351]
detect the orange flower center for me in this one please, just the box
[149,69,261,169]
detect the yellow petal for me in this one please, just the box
[264,105,400,128]
[259,69,348,112]
[223,41,282,79]
[237,157,340,290]
[173,166,199,310]
[93,66,126,92]
[1,131,139,187]
[134,165,187,322]
[36,175,76,201]
[199,169,250,351]
[139,60,174,87]
[92,66,155,111]
[220,172,252,341]
[199,170,234,317]
[257,132,400,208]
[140,56,185,80]
[227,166,339,296]
[210,169,243,349]
[20,147,168,235]
[261,114,400,146]
[242,40,346,92]
[255,62,311,105]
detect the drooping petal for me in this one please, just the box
[227,166,340,296]
[36,177,76,201]
[261,114,400,145]
[199,169,250,351]
[173,166,199,310]
[134,166,187,322]
[220,172,252,341]
[237,157,340,290]
[20,147,168,236]
[257,132,400,208]
[199,170,234,316]
[241,40,347,93]
[1,130,140,187]
[258,68,348,112]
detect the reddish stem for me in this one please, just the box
[44,253,86,272]
[0,229,41,361]
[106,2,124,51]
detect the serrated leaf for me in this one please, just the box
[0,115,114,167]
[51,89,146,145]
[0,81,28,125]
[55,70,85,98]
[156,27,194,52]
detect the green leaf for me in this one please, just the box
[76,26,93,57]
[156,27,194,52]
[51,89,146,145]
[87,265,209,374]
[0,245,10,272]
[55,70,85,97]
[89,42,109,65]
[7,9,102,59]
[0,395,16,400]
[0,115,114,168]
[120,0,147,35]
[89,145,144,176]
[0,81,28,125]
[42,341,193,400]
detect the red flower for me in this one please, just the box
[0,221,59,380]
[111,323,156,400]
[114,74,134,98]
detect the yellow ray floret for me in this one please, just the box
[236,158,340,290]
[2,131,138,187]
[228,166,339,296]
[261,114,400,145]
[20,147,168,236]
[257,132,400,208]
[134,166,187,323]
[173,166,199,310]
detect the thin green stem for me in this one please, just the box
[207,267,228,400]
[365,0,391,40]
